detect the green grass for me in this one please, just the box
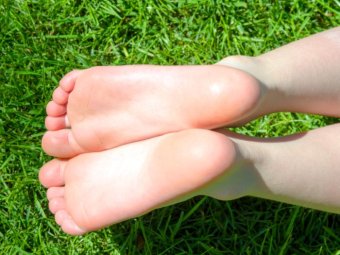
[1,0,340,254]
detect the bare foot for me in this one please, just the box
[42,65,262,158]
[40,125,340,235]
[39,129,239,235]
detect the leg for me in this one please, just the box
[42,65,262,158]
[42,28,340,158]
[214,124,340,213]
[39,125,340,235]
[218,26,340,124]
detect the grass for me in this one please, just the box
[1,0,340,254]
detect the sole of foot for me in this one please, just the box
[39,129,237,235]
[42,64,263,158]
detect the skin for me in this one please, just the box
[42,65,261,158]
[40,129,237,235]
[218,26,340,123]
[40,27,340,235]
[39,125,340,235]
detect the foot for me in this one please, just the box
[39,129,241,235]
[42,65,262,158]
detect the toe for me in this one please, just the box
[49,197,66,214]
[59,70,83,93]
[46,101,67,117]
[52,87,69,105]
[42,130,85,158]
[56,210,86,236]
[47,187,65,200]
[39,159,66,187]
[55,209,70,225]
[45,116,68,130]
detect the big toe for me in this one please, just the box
[39,159,67,187]
[42,130,85,158]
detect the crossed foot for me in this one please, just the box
[40,63,264,235]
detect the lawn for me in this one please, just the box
[1,0,340,254]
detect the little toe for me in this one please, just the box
[39,159,66,187]
[45,116,68,130]
[52,87,69,105]
[49,197,66,214]
[42,129,86,158]
[59,69,83,93]
[55,210,86,235]
[46,101,67,117]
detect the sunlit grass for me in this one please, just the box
[1,0,339,254]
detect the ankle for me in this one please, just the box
[232,138,267,198]
[200,137,263,201]
[218,55,285,117]
[217,56,263,81]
